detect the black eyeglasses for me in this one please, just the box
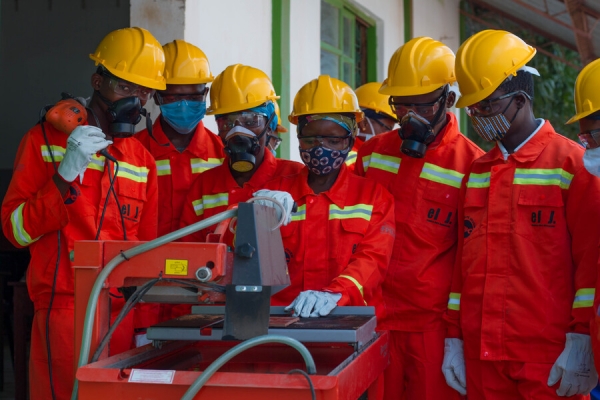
[155,87,208,105]
[466,91,531,117]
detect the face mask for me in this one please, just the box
[105,96,146,137]
[469,97,518,142]
[299,145,349,175]
[224,125,263,173]
[583,147,600,178]
[160,100,206,134]
[399,112,437,158]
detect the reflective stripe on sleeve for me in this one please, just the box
[448,292,461,311]
[420,163,464,189]
[338,274,366,304]
[573,288,595,309]
[10,203,39,246]
[345,151,357,166]
[329,204,373,221]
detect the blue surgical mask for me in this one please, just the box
[299,146,349,175]
[160,100,206,134]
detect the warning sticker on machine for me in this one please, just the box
[129,369,175,384]
[165,259,188,276]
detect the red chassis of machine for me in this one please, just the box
[73,240,389,399]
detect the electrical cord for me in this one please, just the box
[287,369,316,400]
[40,116,59,400]
[95,160,120,240]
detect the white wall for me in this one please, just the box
[413,0,461,52]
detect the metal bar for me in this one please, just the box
[564,0,597,63]
[509,0,591,37]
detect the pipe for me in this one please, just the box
[180,334,316,400]
[71,209,238,400]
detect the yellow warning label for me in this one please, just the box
[165,259,188,276]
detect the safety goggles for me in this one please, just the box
[155,87,208,105]
[215,112,267,133]
[389,92,445,120]
[578,129,600,149]
[106,77,155,101]
[297,133,352,150]
[268,135,282,151]
[466,91,529,117]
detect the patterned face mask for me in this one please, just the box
[468,96,519,142]
[299,145,350,175]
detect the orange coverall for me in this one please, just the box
[445,121,600,400]
[136,118,225,323]
[179,150,303,245]
[355,112,484,399]
[264,165,395,317]
[1,122,158,400]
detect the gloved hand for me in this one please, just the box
[285,290,342,317]
[252,189,294,226]
[58,125,112,183]
[442,338,467,395]
[547,333,598,396]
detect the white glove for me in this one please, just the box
[252,189,294,226]
[285,290,342,317]
[442,338,467,395]
[547,333,598,396]
[58,125,112,183]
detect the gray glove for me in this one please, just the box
[285,290,342,317]
[548,333,598,396]
[252,189,294,226]
[442,338,467,395]
[58,125,111,183]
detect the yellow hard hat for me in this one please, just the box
[289,75,364,125]
[89,27,166,90]
[567,58,600,124]
[455,29,536,108]
[274,101,288,133]
[207,64,279,115]
[355,82,396,119]
[379,37,456,97]
[162,40,213,85]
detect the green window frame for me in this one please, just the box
[320,0,377,88]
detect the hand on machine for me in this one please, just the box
[252,189,295,226]
[285,290,342,318]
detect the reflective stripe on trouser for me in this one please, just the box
[384,330,462,400]
[464,358,588,400]
[30,308,75,400]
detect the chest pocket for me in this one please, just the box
[115,177,147,232]
[516,185,565,244]
[334,218,369,268]
[410,180,459,242]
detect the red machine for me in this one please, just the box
[73,203,389,399]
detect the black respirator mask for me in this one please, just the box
[96,91,152,138]
[224,113,275,173]
[398,87,448,158]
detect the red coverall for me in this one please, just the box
[264,165,395,317]
[355,113,484,399]
[1,122,158,400]
[445,121,600,400]
[179,150,303,245]
[136,118,225,323]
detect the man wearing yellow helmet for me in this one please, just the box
[354,37,484,400]
[254,75,395,323]
[178,64,303,245]
[565,57,600,377]
[1,27,164,399]
[135,39,226,340]
[443,30,600,399]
